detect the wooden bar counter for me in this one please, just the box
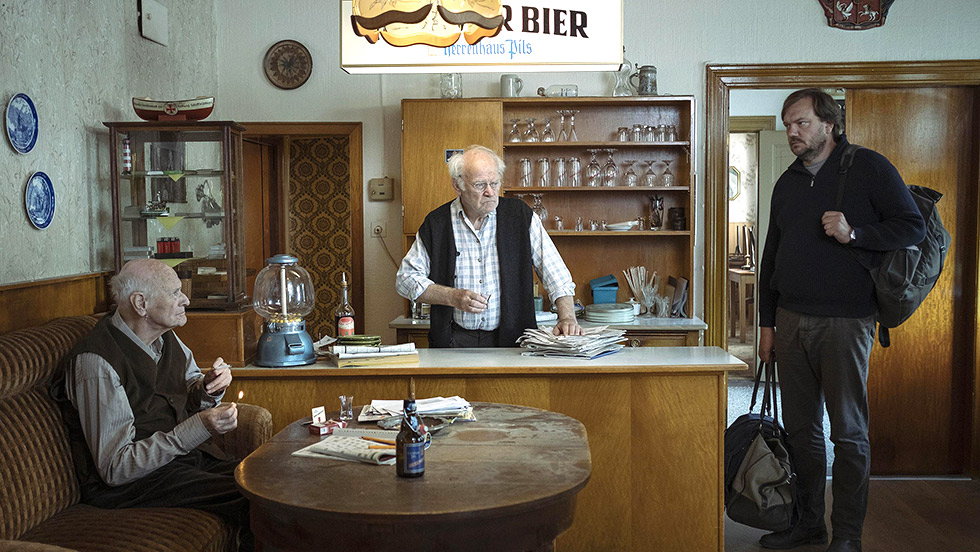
[227,347,745,552]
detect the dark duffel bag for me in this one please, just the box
[724,360,798,531]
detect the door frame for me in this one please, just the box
[704,60,980,475]
[241,122,365,331]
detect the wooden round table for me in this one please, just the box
[236,402,592,552]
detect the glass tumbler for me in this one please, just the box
[519,157,532,187]
[552,157,566,187]
[536,157,550,187]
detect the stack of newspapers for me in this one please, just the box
[323,342,419,367]
[517,326,627,359]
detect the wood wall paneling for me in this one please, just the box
[0,272,110,335]
[849,87,976,474]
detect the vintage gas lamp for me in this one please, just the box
[253,254,316,367]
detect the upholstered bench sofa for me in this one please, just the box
[0,315,273,552]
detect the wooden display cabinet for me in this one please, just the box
[401,97,696,326]
[105,121,247,310]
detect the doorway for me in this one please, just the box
[705,61,980,476]
[242,122,364,339]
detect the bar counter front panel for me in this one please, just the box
[228,347,744,552]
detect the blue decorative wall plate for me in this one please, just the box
[25,171,55,229]
[6,93,38,154]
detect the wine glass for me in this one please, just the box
[639,288,657,318]
[661,159,675,187]
[642,160,658,187]
[585,149,601,187]
[602,149,618,187]
[530,193,548,222]
[507,119,522,143]
[567,110,579,141]
[557,110,570,141]
[541,118,555,142]
[622,159,638,187]
[523,118,539,142]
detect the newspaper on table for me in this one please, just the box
[358,396,473,422]
[292,435,396,465]
[517,325,627,359]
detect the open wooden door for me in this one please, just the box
[847,87,978,474]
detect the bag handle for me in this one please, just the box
[749,359,778,421]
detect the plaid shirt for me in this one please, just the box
[396,198,576,330]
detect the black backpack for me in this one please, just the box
[836,144,951,347]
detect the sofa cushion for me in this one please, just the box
[17,504,232,552]
[0,316,98,540]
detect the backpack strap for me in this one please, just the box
[835,143,864,211]
[836,144,891,348]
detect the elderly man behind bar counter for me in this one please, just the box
[396,144,582,348]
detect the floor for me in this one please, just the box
[724,478,980,551]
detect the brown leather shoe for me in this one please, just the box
[759,524,829,550]
[826,537,862,552]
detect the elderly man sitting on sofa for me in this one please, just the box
[52,259,253,551]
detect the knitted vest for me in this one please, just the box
[57,314,214,489]
[418,197,536,347]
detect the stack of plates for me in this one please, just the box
[337,334,382,347]
[584,303,635,324]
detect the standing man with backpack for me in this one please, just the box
[757,88,926,552]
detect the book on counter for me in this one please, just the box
[291,435,396,465]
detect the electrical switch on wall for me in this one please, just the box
[368,177,394,201]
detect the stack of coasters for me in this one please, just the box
[336,334,382,347]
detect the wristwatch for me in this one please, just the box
[848,229,856,243]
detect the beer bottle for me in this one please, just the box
[396,398,425,478]
[334,271,355,337]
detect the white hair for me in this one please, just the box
[447,145,505,186]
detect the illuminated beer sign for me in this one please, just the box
[341,0,623,74]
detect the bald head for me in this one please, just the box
[111,259,189,338]
[112,259,173,305]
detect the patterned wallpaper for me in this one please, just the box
[287,137,352,339]
[0,1,218,284]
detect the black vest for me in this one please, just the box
[55,313,218,489]
[417,197,536,348]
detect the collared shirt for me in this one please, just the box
[64,312,222,486]
[396,198,576,330]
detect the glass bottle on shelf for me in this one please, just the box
[335,271,355,337]
[649,195,664,230]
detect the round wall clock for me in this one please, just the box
[263,40,313,90]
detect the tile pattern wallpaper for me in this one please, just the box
[287,136,352,338]
[0,1,218,284]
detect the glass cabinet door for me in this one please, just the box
[105,121,246,310]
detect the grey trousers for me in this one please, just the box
[774,308,876,541]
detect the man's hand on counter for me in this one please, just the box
[552,296,583,336]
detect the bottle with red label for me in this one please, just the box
[334,271,355,337]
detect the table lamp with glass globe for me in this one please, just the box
[253,254,316,367]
